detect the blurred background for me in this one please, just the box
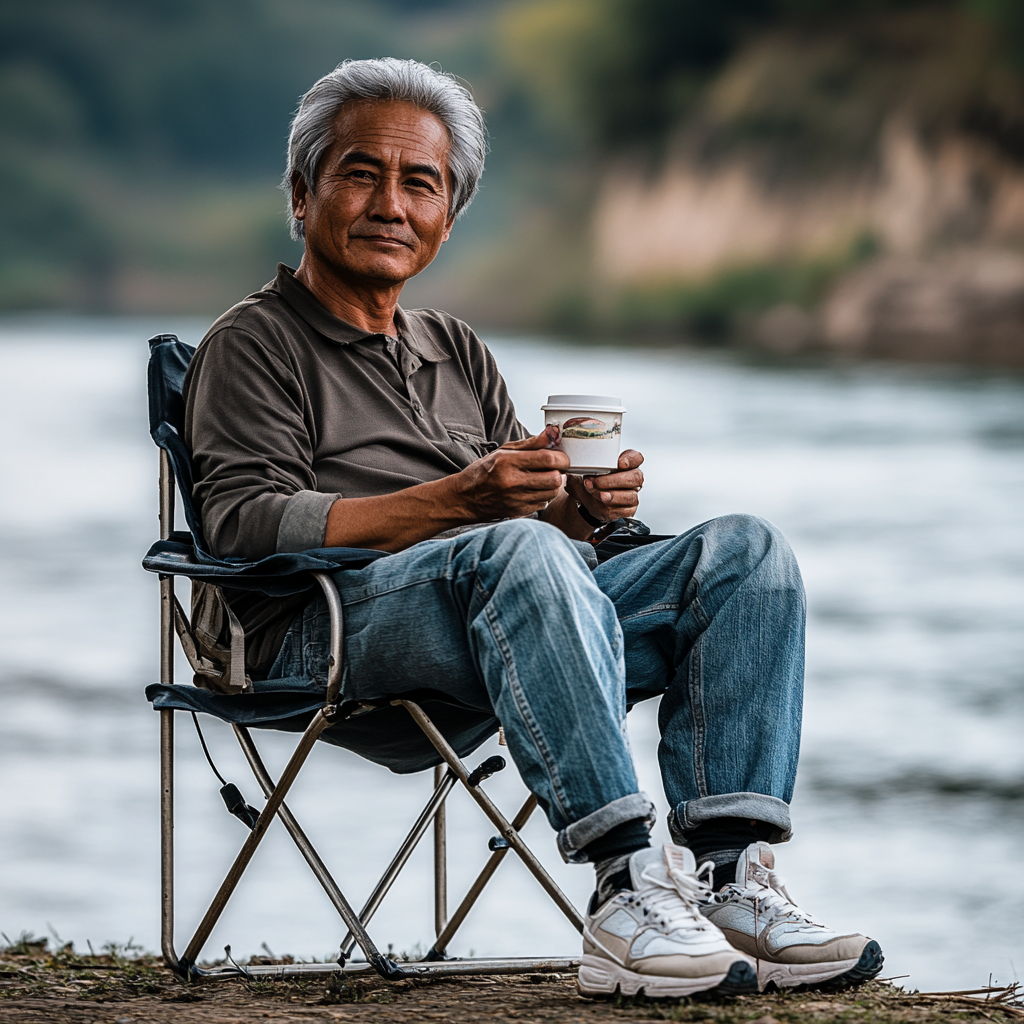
[4,0,1024,357]
[1,0,1023,994]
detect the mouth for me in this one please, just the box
[352,235,413,248]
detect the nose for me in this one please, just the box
[367,175,405,223]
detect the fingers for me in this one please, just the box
[499,447,570,472]
[500,425,562,452]
[512,469,565,493]
[585,490,639,512]
[566,451,644,523]
[584,466,644,493]
[583,449,644,501]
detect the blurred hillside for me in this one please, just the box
[503,0,1024,363]
[3,0,1024,363]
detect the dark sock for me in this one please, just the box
[584,818,651,907]
[599,864,633,897]
[708,857,738,888]
[684,817,776,889]
[583,817,652,864]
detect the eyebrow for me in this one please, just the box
[340,148,443,184]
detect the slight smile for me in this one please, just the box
[352,235,413,247]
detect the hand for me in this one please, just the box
[450,430,570,521]
[567,449,644,523]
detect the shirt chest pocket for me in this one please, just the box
[442,424,498,463]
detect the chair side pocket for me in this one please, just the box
[188,581,252,694]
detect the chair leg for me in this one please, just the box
[336,766,456,958]
[234,723,560,974]
[178,707,348,973]
[427,793,539,959]
[434,762,448,939]
[160,708,178,969]
[172,707,578,983]
[231,724,388,968]
[157,451,180,971]
[395,700,584,934]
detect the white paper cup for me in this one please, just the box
[541,394,626,475]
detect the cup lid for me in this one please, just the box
[541,394,626,413]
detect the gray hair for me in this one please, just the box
[283,58,487,241]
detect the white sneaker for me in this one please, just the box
[579,844,759,999]
[700,841,883,991]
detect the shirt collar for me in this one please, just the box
[270,264,450,363]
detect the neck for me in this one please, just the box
[294,257,403,336]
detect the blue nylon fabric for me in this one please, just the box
[141,536,386,596]
[143,683,499,774]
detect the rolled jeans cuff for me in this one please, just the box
[669,793,793,845]
[556,792,657,864]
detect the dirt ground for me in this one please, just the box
[2,942,1022,1024]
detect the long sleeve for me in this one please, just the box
[184,326,324,559]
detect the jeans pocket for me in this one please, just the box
[303,640,329,686]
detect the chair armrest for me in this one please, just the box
[142,537,388,597]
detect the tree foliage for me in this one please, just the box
[501,0,1024,153]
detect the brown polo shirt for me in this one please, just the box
[184,264,527,675]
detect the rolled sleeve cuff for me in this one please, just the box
[556,792,657,864]
[276,490,341,553]
[669,793,793,845]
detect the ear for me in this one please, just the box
[291,170,309,222]
[441,216,455,243]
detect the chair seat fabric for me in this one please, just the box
[145,682,498,774]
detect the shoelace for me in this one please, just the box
[625,860,718,936]
[717,865,824,933]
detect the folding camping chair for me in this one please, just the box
[142,332,596,983]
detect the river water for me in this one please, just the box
[1,316,1022,990]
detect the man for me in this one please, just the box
[184,58,882,998]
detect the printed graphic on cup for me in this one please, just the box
[541,394,626,475]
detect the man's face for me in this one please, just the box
[292,99,454,287]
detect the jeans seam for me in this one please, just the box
[688,635,709,798]
[339,570,458,604]
[617,601,680,624]
[690,592,711,631]
[482,599,573,823]
[687,576,710,797]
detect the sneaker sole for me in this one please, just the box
[758,940,884,992]
[578,955,759,1000]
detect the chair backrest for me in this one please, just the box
[147,333,206,548]
[143,332,388,590]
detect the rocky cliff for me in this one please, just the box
[584,11,1024,364]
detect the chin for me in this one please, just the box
[353,258,418,283]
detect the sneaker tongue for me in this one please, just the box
[734,841,775,888]
[629,843,696,889]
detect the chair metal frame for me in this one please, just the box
[155,449,584,983]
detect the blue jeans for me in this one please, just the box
[267,515,805,862]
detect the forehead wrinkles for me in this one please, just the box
[333,101,450,168]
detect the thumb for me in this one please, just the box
[501,424,560,451]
